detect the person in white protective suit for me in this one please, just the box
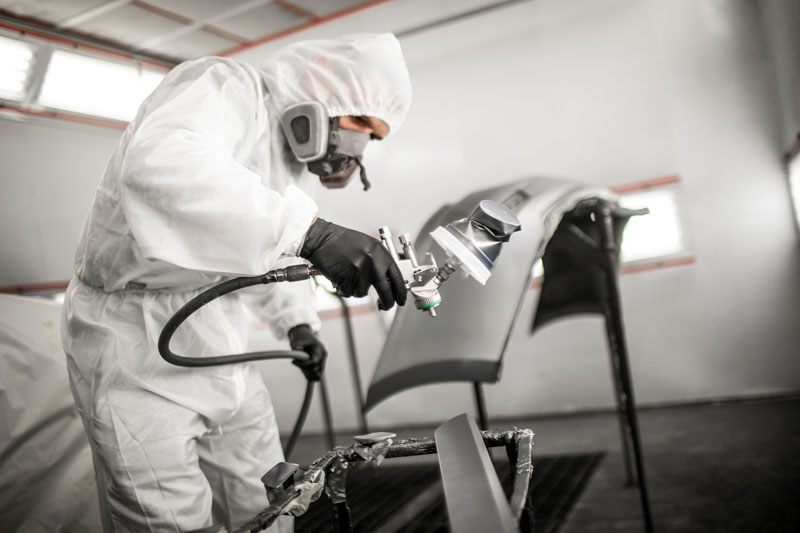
[61,33,411,532]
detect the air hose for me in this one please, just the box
[158,264,319,459]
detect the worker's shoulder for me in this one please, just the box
[168,56,260,86]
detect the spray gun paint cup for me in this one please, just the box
[380,200,521,316]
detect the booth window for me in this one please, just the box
[38,49,164,122]
[530,177,690,281]
[0,31,166,124]
[617,183,688,264]
[0,34,35,102]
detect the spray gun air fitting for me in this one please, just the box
[380,200,521,317]
[379,227,443,316]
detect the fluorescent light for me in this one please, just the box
[789,151,800,231]
[618,187,686,263]
[38,50,164,121]
[0,35,35,101]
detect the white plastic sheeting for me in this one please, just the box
[0,294,101,532]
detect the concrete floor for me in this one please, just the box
[290,396,800,532]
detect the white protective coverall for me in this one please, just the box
[61,33,412,532]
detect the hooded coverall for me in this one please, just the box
[61,33,412,532]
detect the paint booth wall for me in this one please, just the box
[0,118,121,284]
[757,0,800,146]
[305,0,800,431]
[1,0,798,437]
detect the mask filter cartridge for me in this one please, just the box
[280,101,372,190]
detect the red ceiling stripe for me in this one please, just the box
[201,24,249,44]
[0,102,128,130]
[620,255,696,275]
[611,174,681,194]
[275,0,319,20]
[130,0,193,25]
[218,0,396,57]
[0,20,171,70]
[0,280,70,294]
[318,303,376,321]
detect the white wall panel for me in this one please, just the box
[310,0,800,430]
[0,117,120,284]
[757,0,800,148]
[2,0,798,435]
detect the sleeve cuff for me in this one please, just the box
[273,184,317,264]
[280,230,308,258]
[269,304,322,339]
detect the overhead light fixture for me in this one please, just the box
[0,34,35,102]
[38,49,164,121]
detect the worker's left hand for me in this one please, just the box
[288,324,328,382]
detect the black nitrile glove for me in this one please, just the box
[288,324,328,382]
[299,218,407,310]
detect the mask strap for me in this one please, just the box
[357,157,371,191]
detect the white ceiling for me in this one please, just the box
[0,0,516,65]
[0,0,391,63]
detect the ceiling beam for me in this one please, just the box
[395,0,533,39]
[219,0,396,57]
[0,13,179,67]
[274,0,318,20]
[57,0,133,29]
[135,0,274,51]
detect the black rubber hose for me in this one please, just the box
[284,380,315,459]
[158,264,319,460]
[159,269,312,367]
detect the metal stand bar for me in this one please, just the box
[473,381,489,430]
[505,438,535,532]
[327,454,354,533]
[235,427,534,533]
[318,377,336,450]
[336,293,369,434]
[332,501,353,533]
[598,205,654,533]
[607,336,636,486]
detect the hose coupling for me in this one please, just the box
[267,264,319,283]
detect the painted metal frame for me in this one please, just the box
[530,200,654,532]
[363,178,654,532]
[229,417,535,533]
[365,177,617,410]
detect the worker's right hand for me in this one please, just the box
[299,218,407,310]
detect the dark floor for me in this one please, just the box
[293,451,603,532]
[289,396,800,532]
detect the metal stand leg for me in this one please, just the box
[332,501,354,533]
[327,457,353,533]
[608,339,637,486]
[336,293,369,434]
[506,443,535,533]
[473,382,489,430]
[598,206,654,533]
[318,377,336,450]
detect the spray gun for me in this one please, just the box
[157,200,518,464]
[379,200,521,317]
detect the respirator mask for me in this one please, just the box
[280,101,373,191]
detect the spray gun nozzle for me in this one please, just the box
[378,200,520,317]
